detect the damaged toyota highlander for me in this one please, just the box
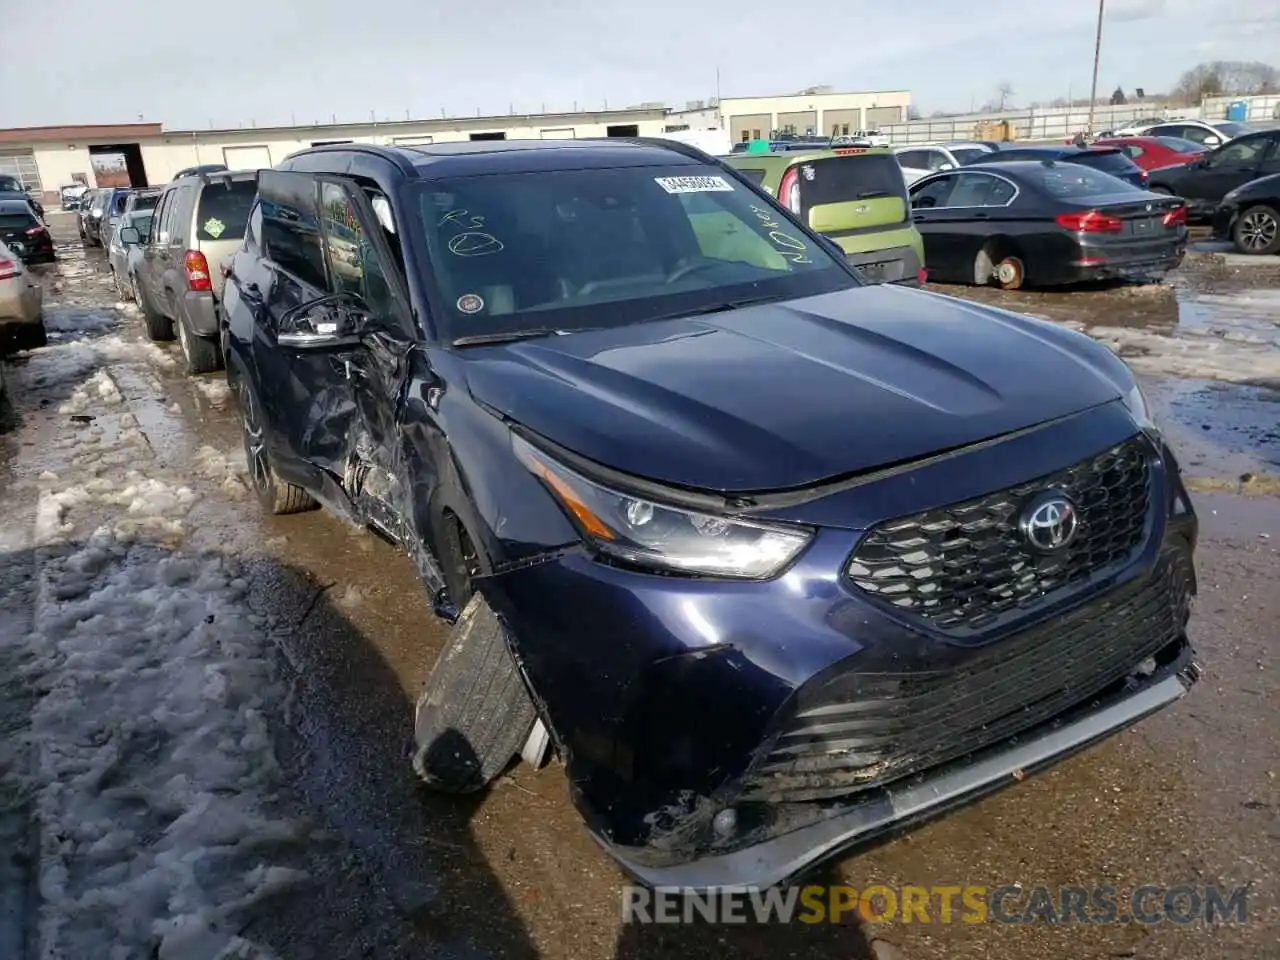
[220,139,1199,891]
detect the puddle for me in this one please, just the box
[1144,376,1280,492]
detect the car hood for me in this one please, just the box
[461,286,1128,492]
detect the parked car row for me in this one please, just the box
[0,239,46,354]
[152,137,1197,892]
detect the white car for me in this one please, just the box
[0,240,46,353]
[893,142,999,184]
[1122,119,1254,148]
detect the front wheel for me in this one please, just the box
[412,592,539,793]
[1233,204,1280,256]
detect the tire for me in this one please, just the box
[234,378,315,515]
[176,314,223,374]
[1232,204,1280,256]
[412,592,538,793]
[137,284,174,341]
[995,255,1026,290]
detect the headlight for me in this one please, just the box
[1122,380,1158,433]
[513,435,813,579]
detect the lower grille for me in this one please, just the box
[741,554,1191,803]
[846,436,1153,632]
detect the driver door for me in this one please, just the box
[1182,134,1270,212]
[253,170,416,526]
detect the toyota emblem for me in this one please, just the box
[1020,493,1080,553]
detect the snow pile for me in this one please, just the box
[1090,325,1280,384]
[10,339,309,959]
[193,446,248,499]
[193,378,232,408]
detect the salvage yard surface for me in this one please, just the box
[1,215,1277,959]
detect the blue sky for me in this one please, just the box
[2,0,1277,129]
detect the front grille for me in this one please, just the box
[741,553,1191,803]
[847,436,1152,631]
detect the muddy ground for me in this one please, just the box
[1,216,1277,960]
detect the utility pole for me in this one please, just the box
[1087,0,1105,134]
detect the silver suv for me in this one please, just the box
[127,170,257,374]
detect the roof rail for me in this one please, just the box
[282,142,421,177]
[614,136,717,162]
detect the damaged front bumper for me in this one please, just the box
[605,651,1198,891]
[484,416,1199,892]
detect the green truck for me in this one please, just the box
[723,145,926,286]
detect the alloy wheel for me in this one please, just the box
[238,384,270,494]
[1238,210,1278,252]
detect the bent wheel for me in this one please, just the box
[995,256,1026,290]
[413,592,538,793]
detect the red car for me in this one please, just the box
[1092,136,1207,172]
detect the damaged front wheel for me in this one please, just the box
[412,592,539,793]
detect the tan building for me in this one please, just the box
[720,88,912,143]
[1,107,670,203]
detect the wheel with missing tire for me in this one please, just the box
[995,255,1026,290]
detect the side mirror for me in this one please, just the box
[119,227,140,245]
[278,293,370,350]
[1203,136,1221,147]
[937,162,955,171]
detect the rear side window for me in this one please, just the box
[801,155,909,206]
[131,193,160,212]
[1036,168,1142,198]
[195,179,257,242]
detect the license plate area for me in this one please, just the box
[853,258,905,283]
[1126,215,1164,236]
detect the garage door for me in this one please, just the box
[0,149,42,194]
[222,145,273,171]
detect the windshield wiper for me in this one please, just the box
[857,190,894,199]
[451,328,567,347]
[650,293,795,323]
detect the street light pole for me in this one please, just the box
[1087,0,1105,134]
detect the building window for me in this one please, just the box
[664,124,691,132]
[842,123,850,135]
[751,129,761,140]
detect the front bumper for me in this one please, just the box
[486,411,1199,889]
[1212,204,1237,242]
[617,659,1197,891]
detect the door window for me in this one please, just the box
[258,170,326,290]
[910,175,957,209]
[319,181,395,320]
[946,173,1012,207]
[1179,126,1218,145]
[152,191,175,244]
[1208,135,1270,167]
[897,151,928,170]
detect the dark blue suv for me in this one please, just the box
[220,139,1199,890]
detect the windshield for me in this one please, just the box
[1072,151,1140,175]
[1212,122,1254,137]
[1036,167,1143,198]
[409,164,856,343]
[0,175,23,193]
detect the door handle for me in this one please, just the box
[972,212,990,220]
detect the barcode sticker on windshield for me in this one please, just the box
[653,176,735,194]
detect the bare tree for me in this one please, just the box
[907,106,922,120]
[1172,61,1279,102]
[996,81,1015,111]
[1110,86,1127,105]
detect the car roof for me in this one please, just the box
[287,138,709,181]
[995,146,1120,157]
